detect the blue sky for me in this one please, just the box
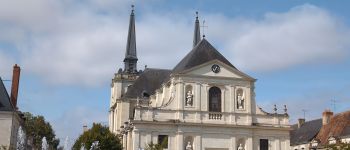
[1,0,350,147]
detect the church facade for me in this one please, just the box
[109,6,290,150]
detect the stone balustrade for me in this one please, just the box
[209,112,222,120]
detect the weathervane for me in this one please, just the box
[201,20,208,38]
[302,109,308,119]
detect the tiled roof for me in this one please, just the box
[290,119,322,145]
[123,68,171,99]
[315,110,350,145]
[172,39,236,74]
[0,77,14,111]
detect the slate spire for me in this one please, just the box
[193,11,201,48]
[124,5,138,73]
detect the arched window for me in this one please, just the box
[209,86,221,112]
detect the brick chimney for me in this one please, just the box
[298,118,305,128]
[10,64,20,110]
[322,109,333,125]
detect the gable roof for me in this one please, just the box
[315,110,350,145]
[172,39,236,74]
[0,77,14,111]
[123,68,171,99]
[290,118,322,146]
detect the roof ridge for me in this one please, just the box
[172,39,236,74]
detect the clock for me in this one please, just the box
[211,64,220,73]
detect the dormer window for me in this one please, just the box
[142,90,150,98]
[328,136,337,145]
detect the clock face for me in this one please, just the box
[211,64,220,73]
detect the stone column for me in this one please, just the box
[177,82,185,121]
[231,136,236,150]
[132,130,140,150]
[177,131,184,150]
[246,137,253,150]
[195,135,202,150]
[221,88,225,113]
[195,83,201,111]
[123,134,127,150]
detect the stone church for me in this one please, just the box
[109,6,290,150]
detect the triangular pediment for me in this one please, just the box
[182,60,255,80]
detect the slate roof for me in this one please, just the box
[315,110,350,145]
[172,39,236,74]
[123,68,172,99]
[290,118,322,146]
[0,77,14,111]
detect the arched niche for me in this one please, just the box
[209,86,221,112]
[236,88,245,109]
[184,136,194,150]
[237,138,246,150]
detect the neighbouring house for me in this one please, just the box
[109,6,290,150]
[0,64,24,149]
[290,109,350,150]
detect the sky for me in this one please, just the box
[1,0,350,147]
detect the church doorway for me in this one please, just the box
[209,87,221,112]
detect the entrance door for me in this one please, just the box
[260,139,268,150]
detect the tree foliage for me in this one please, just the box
[23,112,60,150]
[72,123,122,150]
[325,142,350,150]
[145,137,168,150]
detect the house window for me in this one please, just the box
[209,87,221,112]
[158,135,168,149]
[259,139,268,150]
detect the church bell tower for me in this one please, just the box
[124,5,138,74]
[109,5,140,133]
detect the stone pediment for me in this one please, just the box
[180,60,255,81]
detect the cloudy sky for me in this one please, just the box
[1,0,350,147]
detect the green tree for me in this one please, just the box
[23,112,60,150]
[145,137,168,150]
[325,142,350,150]
[72,123,122,150]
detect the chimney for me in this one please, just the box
[322,109,333,125]
[10,64,20,110]
[83,124,88,132]
[298,118,305,128]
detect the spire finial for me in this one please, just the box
[193,11,201,47]
[131,4,135,13]
[284,105,288,114]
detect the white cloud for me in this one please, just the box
[0,50,15,79]
[224,4,350,71]
[1,2,349,86]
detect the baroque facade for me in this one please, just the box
[109,6,290,150]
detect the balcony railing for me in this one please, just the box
[209,112,222,120]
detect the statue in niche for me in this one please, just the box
[237,90,245,109]
[186,141,192,150]
[186,90,193,106]
[237,143,244,150]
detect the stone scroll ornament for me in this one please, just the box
[237,90,245,109]
[186,90,194,106]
